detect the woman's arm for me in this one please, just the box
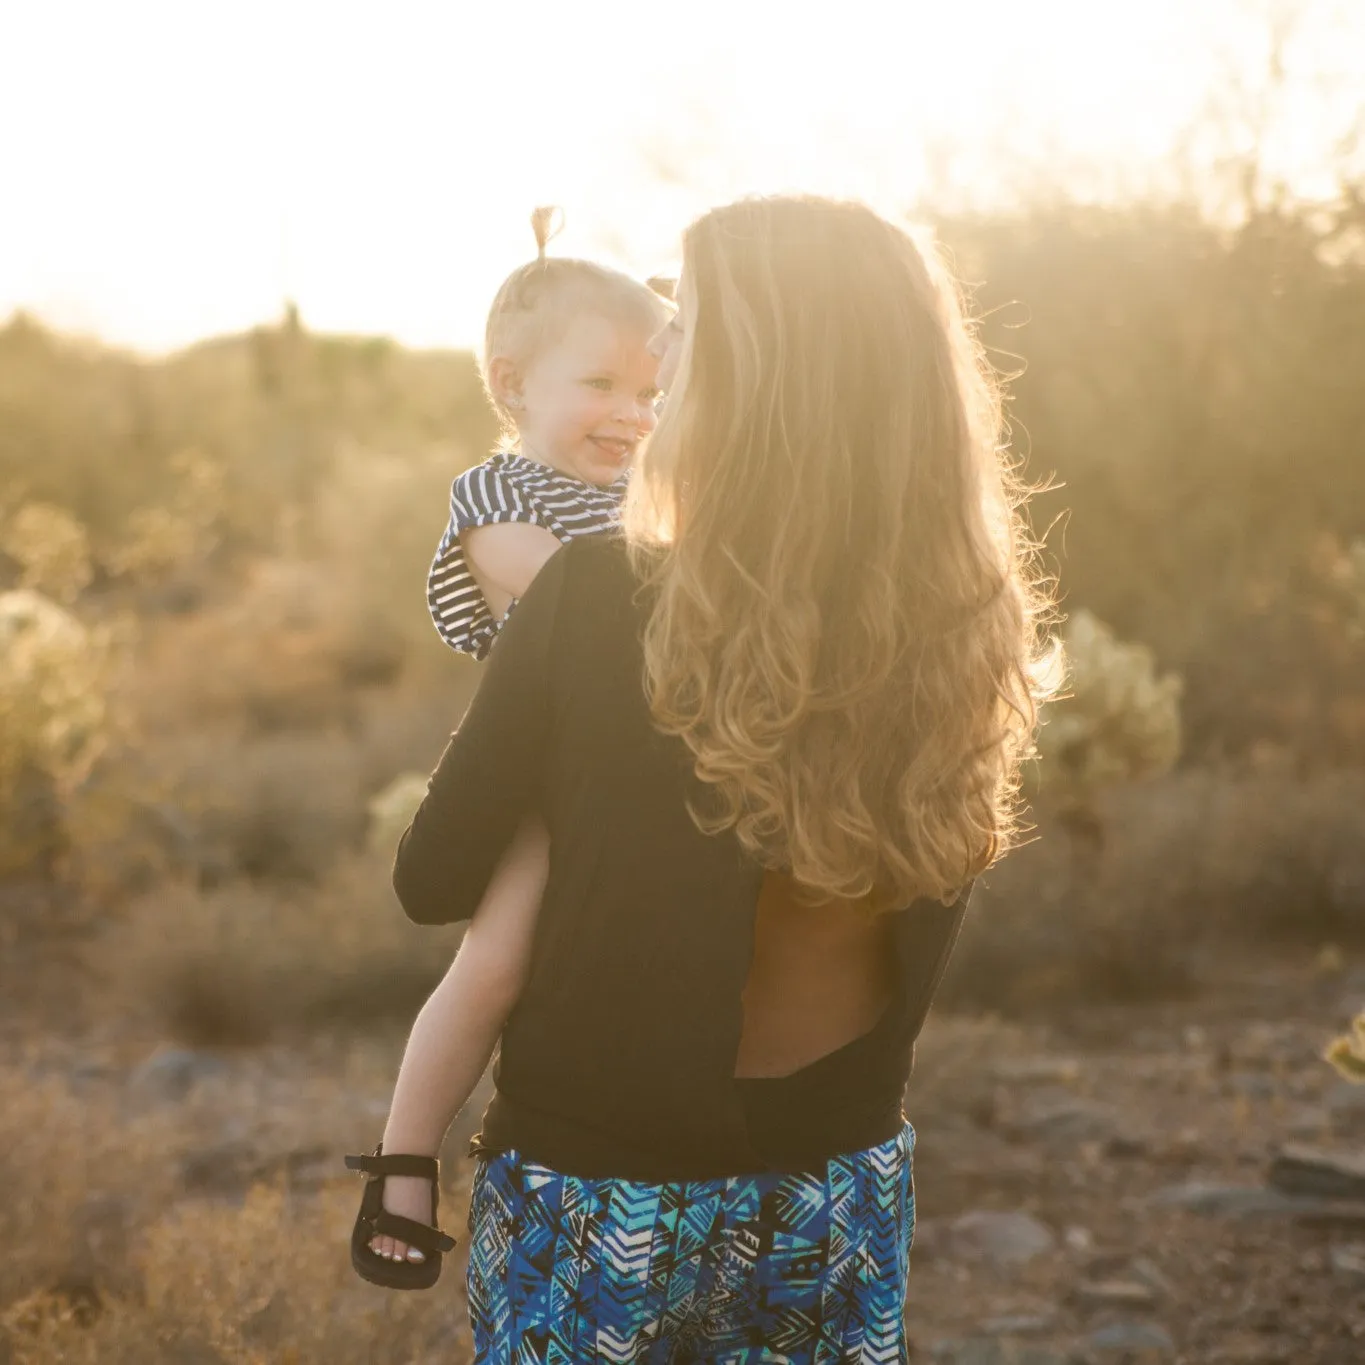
[393,541,569,924]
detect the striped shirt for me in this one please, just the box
[426,451,628,660]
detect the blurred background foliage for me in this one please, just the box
[4,193,1363,768]
[1,129,1364,1035]
[948,200,1365,769]
[3,8,1365,1356]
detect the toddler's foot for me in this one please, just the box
[370,1174,433,1264]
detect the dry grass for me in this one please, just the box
[49,524,475,903]
[93,854,461,1046]
[942,768,1365,1014]
[0,1052,476,1364]
[184,733,371,885]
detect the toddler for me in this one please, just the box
[346,209,669,1289]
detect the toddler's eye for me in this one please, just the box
[641,387,662,403]
[585,377,612,391]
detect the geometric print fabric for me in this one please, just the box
[467,1122,915,1364]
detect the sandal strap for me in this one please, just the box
[367,1209,457,1255]
[345,1150,440,1181]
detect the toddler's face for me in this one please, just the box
[515,314,661,486]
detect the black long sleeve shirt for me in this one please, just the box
[393,534,970,1181]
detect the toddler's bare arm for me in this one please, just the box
[369,815,548,1264]
[462,521,562,622]
[382,814,549,1158]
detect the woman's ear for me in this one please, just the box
[487,355,525,412]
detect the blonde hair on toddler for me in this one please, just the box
[480,207,671,436]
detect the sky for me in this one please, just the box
[2,0,1361,353]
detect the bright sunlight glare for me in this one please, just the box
[1,0,1360,352]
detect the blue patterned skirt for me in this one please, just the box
[466,1120,915,1364]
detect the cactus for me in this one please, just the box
[1,502,93,604]
[1033,610,1182,853]
[1326,1012,1365,1084]
[1025,609,1183,870]
[0,589,110,875]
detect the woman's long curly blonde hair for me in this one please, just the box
[624,196,1058,911]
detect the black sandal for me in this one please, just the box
[345,1145,456,1290]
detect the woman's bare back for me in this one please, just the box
[734,871,898,1079]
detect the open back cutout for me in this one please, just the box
[733,870,899,1080]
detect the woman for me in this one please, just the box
[391,195,1054,1362]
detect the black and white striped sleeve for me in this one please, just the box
[396,542,570,925]
[426,463,545,659]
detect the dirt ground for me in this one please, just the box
[901,957,1365,1364]
[3,942,1364,1364]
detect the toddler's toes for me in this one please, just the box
[370,1234,394,1261]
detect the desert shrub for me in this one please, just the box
[0,1185,470,1364]
[0,1058,473,1364]
[1195,769,1365,943]
[987,610,1186,1001]
[119,443,469,746]
[350,686,471,795]
[1033,609,1182,820]
[102,450,225,588]
[59,572,467,898]
[128,577,366,740]
[7,196,1363,765]
[302,444,471,686]
[182,733,370,885]
[939,202,1365,764]
[1,501,94,603]
[0,1071,174,1312]
[101,857,458,1044]
[0,318,167,554]
[943,769,1365,1014]
[0,310,494,564]
[0,589,112,876]
[942,800,1199,1014]
[1174,533,1365,766]
[95,727,372,891]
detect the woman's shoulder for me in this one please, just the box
[539,534,648,632]
[556,531,636,590]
